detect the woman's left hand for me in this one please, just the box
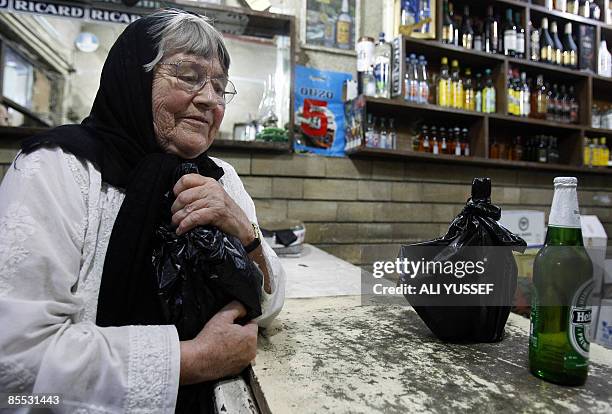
[171,174,254,245]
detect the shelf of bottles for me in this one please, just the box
[346,0,612,172]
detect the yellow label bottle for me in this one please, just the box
[602,138,610,166]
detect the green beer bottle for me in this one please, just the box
[529,177,593,386]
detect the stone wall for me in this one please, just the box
[1,146,610,265]
[208,150,612,265]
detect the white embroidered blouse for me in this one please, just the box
[0,147,285,413]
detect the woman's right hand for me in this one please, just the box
[179,301,258,385]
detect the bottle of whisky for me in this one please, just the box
[562,22,578,68]
[540,18,554,64]
[551,21,564,65]
[442,0,455,44]
[461,5,474,49]
[503,8,517,57]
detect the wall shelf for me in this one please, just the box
[347,146,612,175]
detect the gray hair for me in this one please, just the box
[143,9,230,75]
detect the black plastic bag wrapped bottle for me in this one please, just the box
[152,162,263,341]
[399,178,527,342]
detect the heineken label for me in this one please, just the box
[568,280,592,359]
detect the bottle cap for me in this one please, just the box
[553,177,578,187]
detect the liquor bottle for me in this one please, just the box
[372,116,380,147]
[388,118,397,149]
[462,128,470,156]
[473,22,483,51]
[540,18,554,64]
[417,55,429,104]
[579,0,591,17]
[408,54,419,102]
[461,5,474,49]
[538,136,548,162]
[530,177,593,386]
[454,127,462,155]
[483,68,496,113]
[507,69,517,115]
[416,125,426,151]
[424,126,432,152]
[551,21,564,66]
[546,83,556,121]
[450,59,463,109]
[513,136,524,160]
[589,136,598,166]
[530,20,540,61]
[404,56,412,101]
[554,85,563,122]
[515,12,525,59]
[464,68,475,111]
[474,72,483,112]
[562,23,578,69]
[490,136,500,158]
[432,135,440,154]
[379,118,388,148]
[520,72,530,116]
[601,138,610,166]
[583,138,592,166]
[374,33,392,98]
[365,114,374,147]
[503,9,517,57]
[554,0,567,12]
[451,3,460,47]
[442,0,455,44]
[336,0,353,50]
[560,85,570,123]
[568,86,579,124]
[484,5,499,54]
[438,57,451,107]
[568,0,579,14]
[548,137,560,163]
[531,75,548,119]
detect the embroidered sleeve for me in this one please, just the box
[0,148,179,413]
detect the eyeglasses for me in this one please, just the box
[159,60,237,105]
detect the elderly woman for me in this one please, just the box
[0,9,284,413]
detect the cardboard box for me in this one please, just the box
[592,298,612,349]
[578,24,596,72]
[500,210,546,248]
[581,215,608,295]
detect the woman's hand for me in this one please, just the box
[171,174,254,245]
[180,301,258,385]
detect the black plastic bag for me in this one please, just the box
[152,163,262,341]
[399,178,526,342]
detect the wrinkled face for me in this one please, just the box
[151,52,226,159]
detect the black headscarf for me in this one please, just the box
[21,17,224,328]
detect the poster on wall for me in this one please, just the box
[293,65,352,157]
[303,0,359,52]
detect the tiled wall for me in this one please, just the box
[1,147,610,266]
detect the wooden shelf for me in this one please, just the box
[529,4,603,28]
[404,38,505,68]
[506,57,590,80]
[488,113,584,131]
[584,127,612,136]
[0,127,291,152]
[365,96,485,119]
[347,146,612,175]
[211,139,291,152]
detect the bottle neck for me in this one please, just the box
[548,185,581,229]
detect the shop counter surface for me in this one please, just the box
[254,295,612,413]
